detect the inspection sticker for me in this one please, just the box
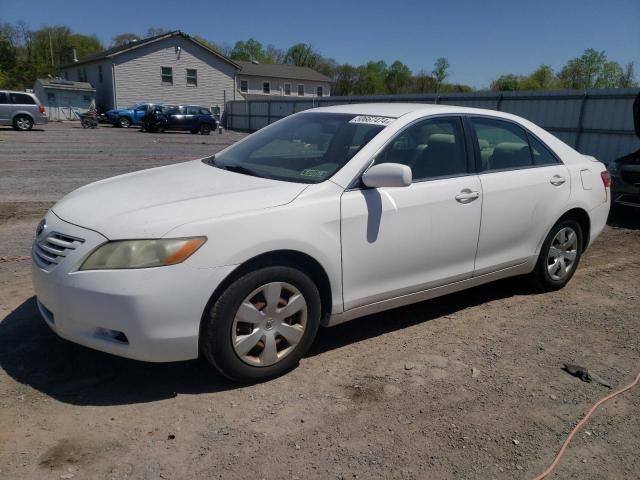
[300,169,328,178]
[349,115,394,126]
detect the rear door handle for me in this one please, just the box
[550,175,566,186]
[455,189,480,203]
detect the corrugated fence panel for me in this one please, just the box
[224,88,639,163]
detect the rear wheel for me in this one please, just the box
[530,219,583,291]
[199,124,212,135]
[117,116,131,128]
[201,266,321,383]
[14,115,33,131]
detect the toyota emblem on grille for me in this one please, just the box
[36,218,46,238]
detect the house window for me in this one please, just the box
[186,68,197,87]
[161,67,173,85]
[316,86,324,97]
[263,82,270,94]
[240,79,248,93]
[297,84,304,96]
[98,65,103,83]
[284,83,291,95]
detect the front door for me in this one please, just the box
[341,116,482,311]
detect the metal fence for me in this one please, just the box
[225,88,640,163]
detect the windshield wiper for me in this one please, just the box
[217,163,265,179]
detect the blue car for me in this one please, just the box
[104,103,162,128]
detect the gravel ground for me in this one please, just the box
[0,123,639,480]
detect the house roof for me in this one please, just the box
[236,60,332,83]
[62,31,240,69]
[35,79,95,92]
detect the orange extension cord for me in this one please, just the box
[531,371,640,480]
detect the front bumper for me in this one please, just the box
[31,211,236,362]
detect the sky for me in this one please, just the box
[2,0,639,88]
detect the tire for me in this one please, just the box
[530,218,583,291]
[13,115,33,131]
[199,124,212,135]
[117,116,132,128]
[201,266,321,383]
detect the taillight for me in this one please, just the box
[600,170,611,188]
[39,105,46,114]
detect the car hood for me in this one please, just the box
[52,160,308,239]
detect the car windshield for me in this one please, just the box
[207,113,389,183]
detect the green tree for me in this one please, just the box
[385,60,412,94]
[333,64,358,96]
[230,38,271,62]
[111,33,141,47]
[284,43,319,67]
[353,61,387,95]
[412,70,437,93]
[620,62,638,88]
[490,74,522,91]
[432,57,450,92]
[558,48,625,89]
[528,64,558,90]
[146,27,169,38]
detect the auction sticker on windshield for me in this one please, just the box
[349,116,394,126]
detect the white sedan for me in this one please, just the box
[32,104,610,382]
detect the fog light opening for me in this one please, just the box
[96,327,129,344]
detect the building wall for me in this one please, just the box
[62,60,114,110]
[237,75,331,98]
[113,36,236,111]
[33,82,95,121]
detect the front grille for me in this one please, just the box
[33,231,85,270]
[621,170,640,186]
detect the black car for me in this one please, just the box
[142,105,217,135]
[608,93,640,208]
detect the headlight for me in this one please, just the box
[80,237,206,270]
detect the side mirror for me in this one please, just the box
[362,163,412,188]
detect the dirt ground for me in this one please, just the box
[1,123,639,480]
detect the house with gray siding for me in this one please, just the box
[61,31,239,112]
[235,60,332,99]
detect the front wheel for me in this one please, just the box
[199,124,212,135]
[117,116,131,128]
[201,266,321,383]
[530,219,583,291]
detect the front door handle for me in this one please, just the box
[550,175,566,186]
[455,189,480,203]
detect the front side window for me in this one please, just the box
[240,79,248,92]
[284,83,291,95]
[186,69,197,86]
[161,67,173,85]
[263,82,270,94]
[472,118,533,171]
[0,92,8,104]
[297,84,304,96]
[209,113,388,183]
[375,117,468,181]
[316,86,324,97]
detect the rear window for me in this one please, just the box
[10,93,36,105]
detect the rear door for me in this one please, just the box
[166,107,186,130]
[470,116,570,274]
[0,92,10,124]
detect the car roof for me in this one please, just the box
[308,102,512,119]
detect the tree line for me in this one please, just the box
[0,22,637,94]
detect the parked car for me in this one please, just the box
[153,105,218,134]
[104,102,161,128]
[607,92,640,208]
[32,104,610,382]
[0,90,48,130]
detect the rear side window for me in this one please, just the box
[471,118,533,171]
[528,133,559,166]
[375,117,468,181]
[10,93,36,105]
[0,92,8,104]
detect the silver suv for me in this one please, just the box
[0,90,49,131]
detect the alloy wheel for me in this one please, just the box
[547,227,578,281]
[231,282,307,367]
[16,117,32,130]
